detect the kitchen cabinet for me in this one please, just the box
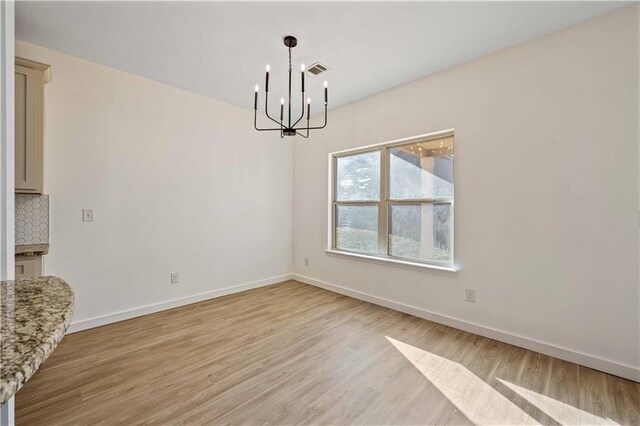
[15,57,50,194]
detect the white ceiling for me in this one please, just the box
[16,1,630,111]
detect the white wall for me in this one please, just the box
[15,41,293,327]
[293,6,639,379]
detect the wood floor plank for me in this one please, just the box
[16,280,640,425]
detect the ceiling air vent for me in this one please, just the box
[305,62,330,77]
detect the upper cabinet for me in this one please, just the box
[15,57,51,194]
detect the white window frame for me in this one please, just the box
[327,129,456,272]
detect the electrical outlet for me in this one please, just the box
[304,257,309,266]
[171,272,179,284]
[465,289,476,303]
[82,209,94,222]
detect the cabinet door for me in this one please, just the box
[15,256,43,279]
[15,65,44,193]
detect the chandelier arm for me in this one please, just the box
[255,126,289,132]
[254,108,287,131]
[294,96,311,131]
[295,130,309,138]
[263,92,285,128]
[303,105,328,130]
[292,92,306,128]
[298,115,310,137]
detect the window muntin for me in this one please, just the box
[331,132,454,268]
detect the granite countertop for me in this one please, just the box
[15,243,49,256]
[0,276,74,405]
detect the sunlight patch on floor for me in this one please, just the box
[497,379,618,425]
[386,336,538,425]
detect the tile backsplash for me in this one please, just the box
[15,194,49,245]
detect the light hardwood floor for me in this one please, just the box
[17,280,639,425]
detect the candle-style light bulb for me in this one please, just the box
[280,98,284,121]
[300,64,305,72]
[324,81,328,104]
[254,85,259,109]
[265,65,270,92]
[307,97,311,104]
[254,84,259,92]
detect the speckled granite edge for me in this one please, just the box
[0,276,74,405]
[15,243,49,256]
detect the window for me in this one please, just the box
[330,131,454,269]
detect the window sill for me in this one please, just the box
[324,249,459,273]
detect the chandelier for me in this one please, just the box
[253,35,328,138]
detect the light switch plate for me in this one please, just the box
[171,272,179,284]
[82,209,94,222]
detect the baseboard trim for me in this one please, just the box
[68,274,294,334]
[293,273,640,382]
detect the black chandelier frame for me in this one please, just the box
[253,35,328,138]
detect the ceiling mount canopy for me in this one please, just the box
[283,35,297,48]
[253,35,328,138]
